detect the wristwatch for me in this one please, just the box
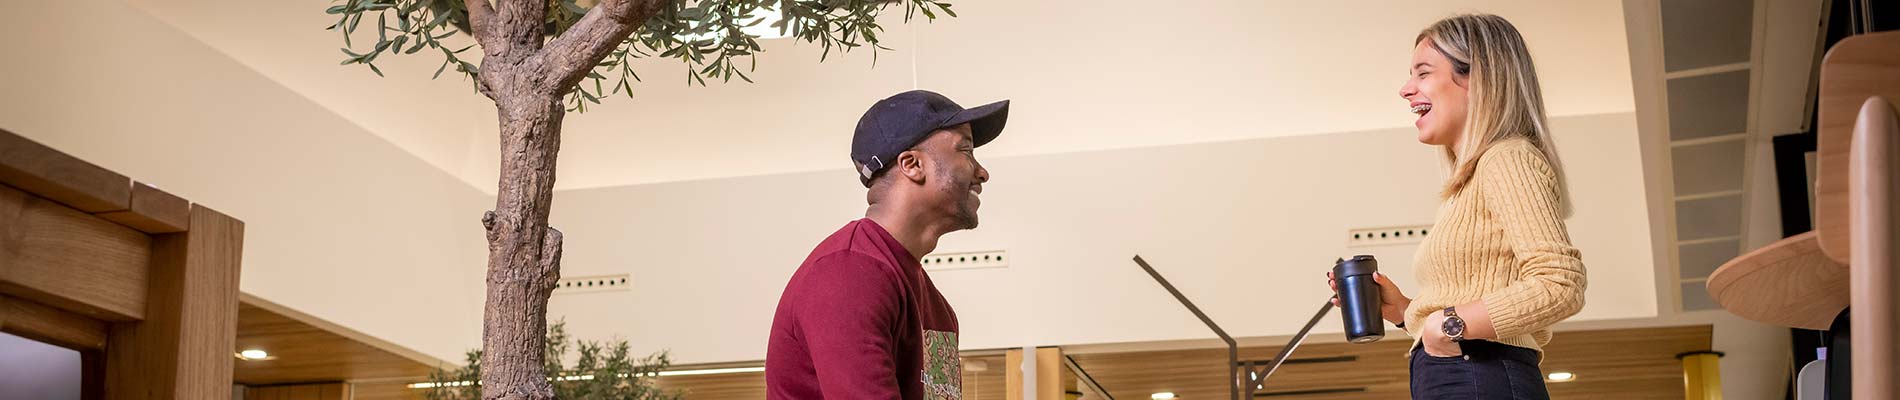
[1441,307,1466,342]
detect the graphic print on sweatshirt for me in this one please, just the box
[921,329,962,400]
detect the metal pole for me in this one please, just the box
[1132,255,1239,400]
[1062,355,1114,400]
[1254,299,1336,385]
[1133,255,1349,398]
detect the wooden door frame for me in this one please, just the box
[0,128,245,400]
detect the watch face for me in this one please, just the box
[1443,317,1466,337]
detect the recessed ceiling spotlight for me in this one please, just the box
[1151,392,1178,400]
[235,349,274,361]
[1546,371,1576,382]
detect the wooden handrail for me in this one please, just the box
[1848,96,1896,400]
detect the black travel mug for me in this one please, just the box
[1333,255,1385,343]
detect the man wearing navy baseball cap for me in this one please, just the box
[766,90,1008,400]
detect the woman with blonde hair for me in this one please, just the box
[1329,13,1586,399]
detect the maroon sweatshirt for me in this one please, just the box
[766,219,962,400]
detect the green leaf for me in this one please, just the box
[368,62,385,77]
[433,58,451,79]
[428,8,453,28]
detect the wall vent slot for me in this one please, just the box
[554,274,631,295]
[921,250,1008,271]
[1346,225,1434,247]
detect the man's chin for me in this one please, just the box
[955,214,979,231]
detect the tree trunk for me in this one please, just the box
[459,1,666,398]
[479,89,568,400]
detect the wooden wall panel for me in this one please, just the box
[657,371,765,399]
[244,382,349,400]
[105,206,244,400]
[0,184,150,321]
[1006,348,1064,400]
[346,381,426,400]
[618,354,1005,400]
[965,355,1007,400]
[1068,326,1713,400]
[232,301,439,385]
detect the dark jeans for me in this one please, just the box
[1409,340,1550,399]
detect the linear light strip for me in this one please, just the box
[405,367,766,389]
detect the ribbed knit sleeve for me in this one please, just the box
[1473,140,1588,340]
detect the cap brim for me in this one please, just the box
[941,100,1009,147]
[1706,231,1850,330]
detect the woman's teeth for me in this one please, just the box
[1411,104,1433,115]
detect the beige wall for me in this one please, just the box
[0,0,487,363]
[126,0,1636,191]
[547,112,1658,364]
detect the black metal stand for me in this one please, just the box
[1133,255,1336,400]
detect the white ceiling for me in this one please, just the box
[126,0,1635,191]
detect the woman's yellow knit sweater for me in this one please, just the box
[1403,137,1588,353]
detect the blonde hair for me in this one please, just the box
[1417,14,1569,209]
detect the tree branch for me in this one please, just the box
[465,0,498,46]
[471,0,550,68]
[538,0,674,90]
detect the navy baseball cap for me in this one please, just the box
[851,90,1009,187]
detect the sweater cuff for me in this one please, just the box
[1481,289,1541,339]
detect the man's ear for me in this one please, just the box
[896,150,927,184]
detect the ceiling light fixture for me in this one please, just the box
[235,349,273,361]
[1546,371,1576,382]
[655,366,766,377]
[1151,392,1177,400]
[407,381,476,389]
[405,366,766,389]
